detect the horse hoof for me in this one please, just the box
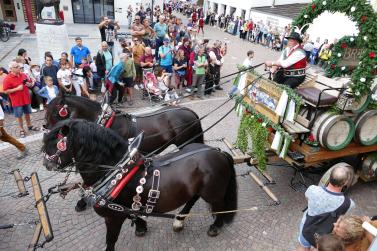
[207,225,220,237]
[173,219,184,232]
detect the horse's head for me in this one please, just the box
[42,120,74,171]
[44,92,71,130]
[42,119,130,185]
[44,93,102,130]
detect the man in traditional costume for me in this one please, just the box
[265,32,306,89]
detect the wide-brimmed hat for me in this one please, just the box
[285,32,303,43]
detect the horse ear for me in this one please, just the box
[59,125,70,137]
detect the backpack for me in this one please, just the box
[302,196,351,247]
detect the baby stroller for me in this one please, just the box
[142,68,166,105]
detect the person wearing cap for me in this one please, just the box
[159,38,174,73]
[265,32,307,89]
[3,61,40,138]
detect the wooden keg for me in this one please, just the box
[354,110,377,145]
[312,112,355,150]
[361,154,377,180]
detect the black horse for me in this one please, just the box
[42,120,237,251]
[45,95,204,154]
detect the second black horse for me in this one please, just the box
[45,94,204,154]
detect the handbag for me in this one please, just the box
[302,196,351,246]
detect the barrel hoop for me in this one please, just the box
[314,113,332,142]
[352,94,371,114]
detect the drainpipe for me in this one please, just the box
[271,0,276,8]
[24,0,35,34]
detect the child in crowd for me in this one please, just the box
[318,44,332,69]
[38,76,59,104]
[145,71,163,99]
[79,57,90,69]
[57,61,72,94]
[272,37,282,51]
[89,56,100,91]
[72,68,89,97]
[229,50,254,96]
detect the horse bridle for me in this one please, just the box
[43,133,75,171]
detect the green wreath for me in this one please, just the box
[325,35,361,78]
[293,0,377,97]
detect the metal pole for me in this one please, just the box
[24,0,36,34]
[151,0,154,21]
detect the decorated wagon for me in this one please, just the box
[232,0,377,192]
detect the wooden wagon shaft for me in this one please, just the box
[249,172,280,204]
[27,223,42,251]
[13,169,28,197]
[31,172,54,242]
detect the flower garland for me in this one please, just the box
[325,36,361,78]
[236,114,269,171]
[235,97,294,170]
[292,0,377,97]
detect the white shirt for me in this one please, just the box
[209,51,222,66]
[242,58,253,68]
[90,62,97,73]
[72,68,84,86]
[278,45,306,69]
[46,86,57,99]
[303,43,315,52]
[57,69,72,86]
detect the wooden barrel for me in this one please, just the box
[354,110,377,145]
[361,154,377,180]
[312,112,355,150]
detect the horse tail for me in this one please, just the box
[221,151,237,223]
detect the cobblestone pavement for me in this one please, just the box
[1,16,377,251]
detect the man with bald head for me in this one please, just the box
[297,164,355,251]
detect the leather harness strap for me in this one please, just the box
[145,170,161,214]
[154,147,214,167]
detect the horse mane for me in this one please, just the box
[45,119,128,165]
[48,95,102,112]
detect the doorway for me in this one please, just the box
[1,0,17,22]
[72,0,114,24]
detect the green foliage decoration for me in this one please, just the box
[292,0,377,97]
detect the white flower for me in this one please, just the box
[322,1,327,5]
[262,122,267,127]
[304,15,308,19]
[341,66,346,71]
[337,53,342,57]
[359,61,362,65]
[355,91,360,96]
[372,94,377,101]
[364,36,368,41]
[360,77,366,82]
[350,37,354,42]
[350,6,356,12]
